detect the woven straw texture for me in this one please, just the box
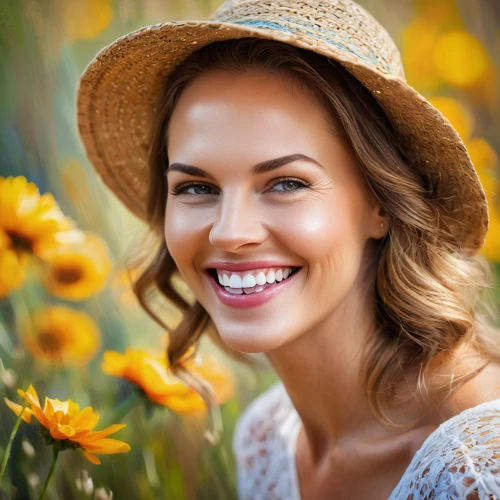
[76,0,489,254]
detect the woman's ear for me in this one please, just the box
[370,204,390,240]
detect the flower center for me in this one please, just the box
[38,329,65,355]
[7,230,33,253]
[52,266,83,284]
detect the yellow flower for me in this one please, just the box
[466,138,498,172]
[402,19,442,92]
[22,306,101,367]
[467,62,499,110]
[166,354,235,414]
[428,96,473,142]
[466,138,499,205]
[63,0,113,40]
[101,347,234,414]
[4,384,130,464]
[433,31,489,87]
[0,249,29,298]
[414,0,463,28]
[480,205,500,262]
[0,176,75,258]
[35,230,113,300]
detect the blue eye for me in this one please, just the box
[171,183,217,196]
[170,177,309,196]
[271,179,308,192]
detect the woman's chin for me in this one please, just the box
[217,327,289,354]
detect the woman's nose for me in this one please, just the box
[208,193,267,252]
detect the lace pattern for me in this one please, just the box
[233,382,500,500]
[233,383,301,499]
[388,399,500,499]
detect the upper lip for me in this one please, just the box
[204,261,300,272]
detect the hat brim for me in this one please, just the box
[76,20,489,253]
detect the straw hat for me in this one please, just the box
[76,0,489,255]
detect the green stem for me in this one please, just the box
[0,397,28,486]
[101,390,142,428]
[0,298,16,357]
[39,440,60,500]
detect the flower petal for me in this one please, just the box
[48,398,70,415]
[18,384,41,408]
[66,399,81,416]
[69,428,92,440]
[51,423,76,440]
[101,350,127,376]
[29,401,51,429]
[4,397,33,423]
[82,450,101,465]
[44,399,55,421]
[77,424,127,443]
[69,406,99,430]
[79,438,131,454]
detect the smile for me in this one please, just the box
[205,267,302,309]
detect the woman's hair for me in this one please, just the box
[126,37,500,434]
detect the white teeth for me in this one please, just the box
[216,266,299,295]
[229,274,242,288]
[242,274,256,288]
[266,270,275,284]
[255,272,267,286]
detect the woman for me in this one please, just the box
[77,0,500,498]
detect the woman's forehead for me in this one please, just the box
[167,70,338,159]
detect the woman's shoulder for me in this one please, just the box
[232,381,300,499]
[389,396,500,499]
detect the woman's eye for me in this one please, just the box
[270,179,308,192]
[171,183,217,195]
[170,178,309,196]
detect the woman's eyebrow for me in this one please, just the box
[167,153,324,179]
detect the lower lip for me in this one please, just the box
[206,269,302,309]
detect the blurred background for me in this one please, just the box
[0,0,498,498]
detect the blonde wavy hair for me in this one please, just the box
[126,37,500,441]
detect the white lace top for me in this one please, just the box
[233,382,500,499]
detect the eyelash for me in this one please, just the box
[170,177,310,196]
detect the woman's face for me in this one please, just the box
[165,69,386,353]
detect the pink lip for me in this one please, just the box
[205,268,302,309]
[203,261,298,272]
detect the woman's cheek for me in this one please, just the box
[271,201,349,260]
[164,204,212,268]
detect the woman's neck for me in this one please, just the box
[264,260,434,463]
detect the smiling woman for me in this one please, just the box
[139,38,500,497]
[76,0,500,498]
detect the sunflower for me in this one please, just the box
[22,305,101,367]
[0,176,75,258]
[101,347,234,414]
[433,31,489,88]
[35,230,113,300]
[0,248,29,298]
[481,206,500,262]
[4,384,130,465]
[63,0,113,40]
[466,138,498,172]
